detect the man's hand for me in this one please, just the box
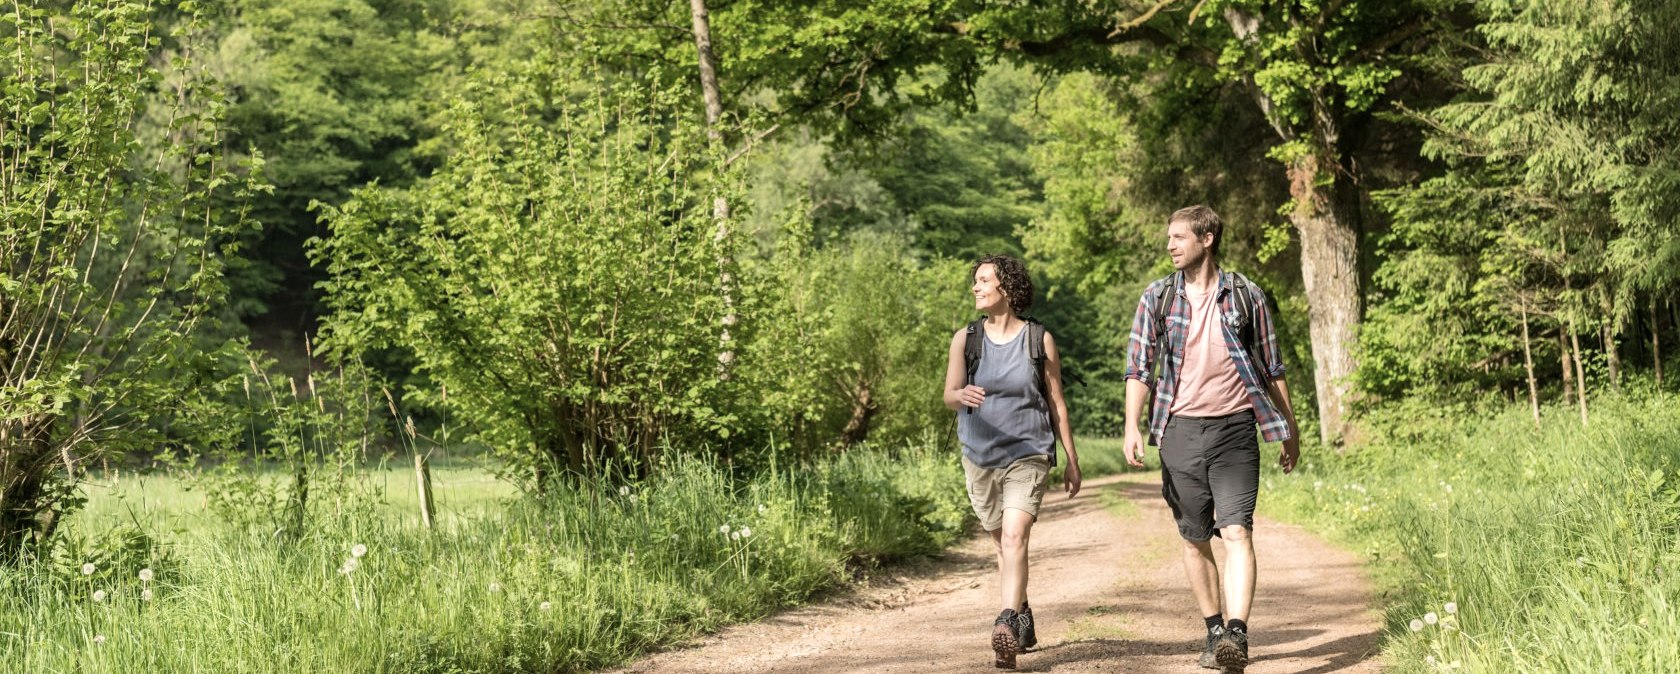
[956,385,986,409]
[1122,429,1146,469]
[1063,461,1082,498]
[1279,436,1300,474]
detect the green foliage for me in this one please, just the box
[0,0,260,556]
[1264,393,1680,672]
[314,61,737,480]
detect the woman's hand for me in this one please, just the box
[955,384,986,409]
[1062,461,1082,498]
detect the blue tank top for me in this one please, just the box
[957,325,1055,469]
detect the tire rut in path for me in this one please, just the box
[612,472,1383,673]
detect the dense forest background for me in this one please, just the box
[6,0,1680,550]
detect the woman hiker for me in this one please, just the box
[942,254,1082,669]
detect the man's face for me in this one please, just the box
[1166,220,1212,271]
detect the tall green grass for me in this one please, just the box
[0,443,971,673]
[1263,393,1680,673]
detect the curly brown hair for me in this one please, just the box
[971,254,1034,316]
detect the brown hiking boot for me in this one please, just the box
[991,609,1020,669]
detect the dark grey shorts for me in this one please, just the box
[1159,409,1260,542]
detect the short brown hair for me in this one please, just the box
[1169,205,1223,257]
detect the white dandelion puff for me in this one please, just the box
[757,503,768,515]
[670,533,680,541]
[141,589,154,602]
[1409,619,1424,632]
[731,531,741,541]
[1444,602,1457,614]
[81,563,96,576]
[1424,612,1438,625]
[739,527,752,539]
[629,494,639,505]
[339,558,360,575]
[138,568,154,582]
[93,634,106,645]
[92,589,107,603]
[488,582,501,593]
[619,486,630,497]
[539,601,553,611]
[351,544,368,559]
[1426,655,1437,666]
[1577,556,1587,567]
[719,524,731,535]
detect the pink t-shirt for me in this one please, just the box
[1169,284,1253,417]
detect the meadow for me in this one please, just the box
[1263,391,1680,673]
[0,443,976,673]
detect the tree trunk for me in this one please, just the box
[1560,329,1574,407]
[1570,323,1589,426]
[1286,152,1362,446]
[689,0,737,379]
[1600,286,1620,390]
[837,380,877,448]
[1520,299,1539,428]
[1652,297,1663,389]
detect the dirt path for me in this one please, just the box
[613,472,1383,673]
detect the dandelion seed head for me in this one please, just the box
[619,486,630,497]
[670,533,680,541]
[141,589,154,602]
[1443,602,1457,614]
[540,601,553,611]
[719,524,731,535]
[731,531,741,540]
[81,563,96,576]
[629,494,638,505]
[739,527,752,539]
[1426,655,1436,666]
[1409,619,1424,632]
[351,544,368,559]
[93,634,106,645]
[757,503,767,515]
[92,589,107,603]
[1424,612,1438,625]
[1577,556,1587,567]
[488,582,501,593]
[138,568,154,582]
[339,558,360,575]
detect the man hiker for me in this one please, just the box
[1121,205,1302,672]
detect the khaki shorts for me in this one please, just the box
[962,454,1051,532]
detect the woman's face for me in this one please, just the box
[972,263,1008,314]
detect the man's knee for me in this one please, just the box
[1182,537,1214,554]
[1221,524,1252,542]
[1000,526,1029,551]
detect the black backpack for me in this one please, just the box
[1150,271,1266,381]
[962,317,1086,464]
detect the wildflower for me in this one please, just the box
[619,486,630,497]
[1426,656,1436,666]
[731,531,741,541]
[539,601,553,611]
[1443,602,1457,615]
[1444,483,1453,494]
[93,634,106,645]
[757,503,767,515]
[138,568,154,582]
[82,563,96,576]
[1409,619,1424,632]
[1424,612,1438,625]
[351,544,368,559]
[739,527,752,539]
[339,558,360,575]
[488,582,501,593]
[141,589,154,602]
[92,590,107,603]
[629,494,639,505]
[719,524,731,535]
[1576,556,1587,567]
[671,533,680,541]
[1313,481,1323,490]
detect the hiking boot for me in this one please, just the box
[1214,626,1249,671]
[1016,601,1038,651]
[991,609,1020,669]
[1198,624,1224,669]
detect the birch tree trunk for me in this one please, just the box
[689,0,736,378]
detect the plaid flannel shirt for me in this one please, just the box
[1124,270,1293,447]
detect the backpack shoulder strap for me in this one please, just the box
[1151,272,1180,334]
[963,317,987,384]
